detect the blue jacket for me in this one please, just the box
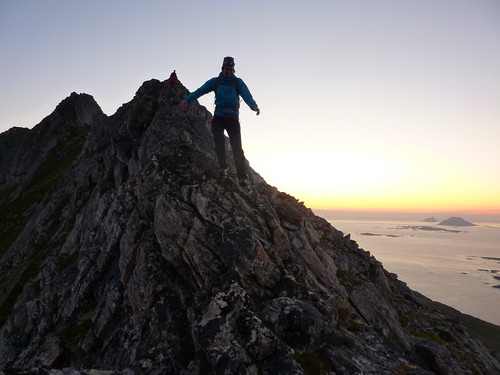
[185,72,258,117]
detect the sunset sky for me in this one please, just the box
[1,1,499,213]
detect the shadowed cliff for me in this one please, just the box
[0,77,499,374]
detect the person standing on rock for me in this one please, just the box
[179,56,260,186]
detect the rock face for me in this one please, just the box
[1,78,499,374]
[439,217,476,226]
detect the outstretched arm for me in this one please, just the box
[179,78,216,110]
[237,79,259,115]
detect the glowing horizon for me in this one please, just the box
[278,188,500,214]
[247,141,500,214]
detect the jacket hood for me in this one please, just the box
[218,71,236,80]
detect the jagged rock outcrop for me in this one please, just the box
[1,78,499,375]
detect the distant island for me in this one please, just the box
[438,216,476,226]
[397,225,463,233]
[422,216,438,222]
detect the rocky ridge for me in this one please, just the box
[0,77,499,374]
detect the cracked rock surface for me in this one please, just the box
[1,78,499,374]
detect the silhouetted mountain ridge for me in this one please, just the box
[439,216,476,226]
[0,77,499,374]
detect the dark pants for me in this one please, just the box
[211,116,246,179]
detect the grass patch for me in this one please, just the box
[398,312,410,327]
[432,301,500,355]
[0,234,53,325]
[0,125,85,257]
[59,297,96,350]
[0,122,87,325]
[336,268,355,287]
[410,329,449,346]
[293,351,333,375]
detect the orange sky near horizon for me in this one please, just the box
[264,175,500,214]
[246,142,500,213]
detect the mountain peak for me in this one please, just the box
[0,78,498,374]
[53,91,104,127]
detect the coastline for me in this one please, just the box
[313,209,500,325]
[313,209,500,359]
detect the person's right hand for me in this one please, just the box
[179,100,188,111]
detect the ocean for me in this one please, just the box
[314,210,500,326]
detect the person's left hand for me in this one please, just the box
[254,106,260,116]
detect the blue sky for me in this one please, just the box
[1,1,500,212]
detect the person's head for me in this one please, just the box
[221,56,235,76]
